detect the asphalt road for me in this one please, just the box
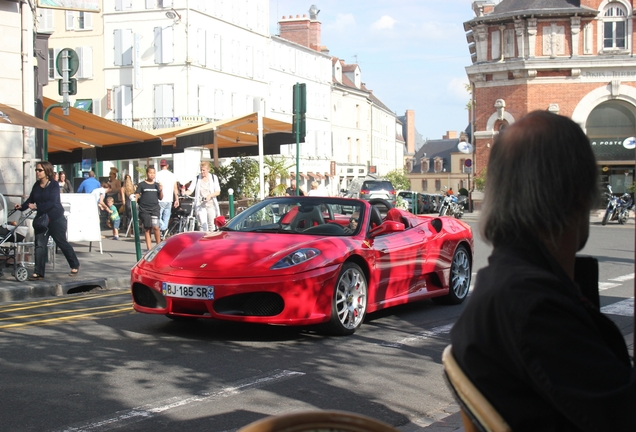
[0,220,632,432]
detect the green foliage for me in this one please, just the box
[224,156,260,200]
[208,156,259,200]
[384,168,410,191]
[395,195,409,210]
[473,167,487,192]
[458,187,469,196]
[264,156,294,196]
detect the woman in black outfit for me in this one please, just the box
[15,161,80,280]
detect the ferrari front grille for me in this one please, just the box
[213,292,284,316]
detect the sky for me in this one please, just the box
[269,0,479,142]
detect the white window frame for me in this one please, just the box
[154,26,174,64]
[77,11,93,30]
[602,2,628,50]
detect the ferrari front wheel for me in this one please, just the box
[324,262,367,336]
[433,245,471,305]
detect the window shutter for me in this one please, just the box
[213,34,221,70]
[122,86,133,120]
[50,48,62,79]
[146,0,155,8]
[154,27,163,63]
[162,27,174,64]
[92,99,101,116]
[245,45,253,78]
[83,12,93,30]
[154,84,174,118]
[77,46,93,79]
[122,29,133,65]
[115,0,131,11]
[65,11,74,30]
[38,9,54,32]
[160,0,174,7]
[214,89,223,118]
[197,28,206,66]
[114,29,123,66]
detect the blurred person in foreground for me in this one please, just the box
[450,110,636,431]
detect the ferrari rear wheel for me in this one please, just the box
[433,245,471,305]
[324,262,367,336]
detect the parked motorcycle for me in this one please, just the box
[438,191,466,218]
[602,185,634,225]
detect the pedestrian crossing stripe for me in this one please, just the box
[601,298,634,317]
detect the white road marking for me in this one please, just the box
[609,273,634,282]
[54,370,305,432]
[599,282,621,291]
[601,298,634,317]
[381,323,454,348]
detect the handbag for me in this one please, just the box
[33,213,49,230]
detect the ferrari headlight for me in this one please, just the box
[271,248,320,269]
[144,241,166,263]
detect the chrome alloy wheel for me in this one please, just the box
[335,265,367,330]
[451,247,471,300]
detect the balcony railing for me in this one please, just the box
[113,116,211,131]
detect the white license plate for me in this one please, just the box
[162,282,214,300]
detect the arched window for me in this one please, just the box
[603,2,628,49]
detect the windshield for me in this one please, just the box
[224,197,365,236]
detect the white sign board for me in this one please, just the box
[59,193,102,253]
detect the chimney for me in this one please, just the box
[443,131,458,140]
[406,110,415,155]
[278,5,322,52]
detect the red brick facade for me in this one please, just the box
[465,0,636,203]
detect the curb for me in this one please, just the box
[0,276,130,303]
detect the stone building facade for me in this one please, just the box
[465,0,636,205]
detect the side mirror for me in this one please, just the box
[369,220,405,237]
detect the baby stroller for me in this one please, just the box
[0,205,35,282]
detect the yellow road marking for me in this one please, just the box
[0,291,130,313]
[0,306,133,329]
[0,302,132,321]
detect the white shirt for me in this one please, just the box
[91,187,105,203]
[155,169,177,203]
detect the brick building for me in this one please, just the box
[465,0,636,206]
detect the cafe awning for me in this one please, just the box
[175,112,302,158]
[44,97,163,165]
[0,102,71,133]
[147,124,205,155]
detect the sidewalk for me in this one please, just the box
[0,229,140,302]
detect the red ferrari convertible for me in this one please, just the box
[131,197,473,335]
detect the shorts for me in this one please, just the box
[112,218,121,229]
[139,210,159,230]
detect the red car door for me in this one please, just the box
[367,222,429,307]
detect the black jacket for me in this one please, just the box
[450,242,636,431]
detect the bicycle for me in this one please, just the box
[164,196,197,238]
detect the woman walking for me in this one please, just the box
[184,162,221,231]
[16,161,80,280]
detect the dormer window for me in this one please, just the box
[603,2,628,50]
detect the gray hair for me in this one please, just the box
[480,110,598,247]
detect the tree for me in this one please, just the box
[264,156,293,196]
[473,167,487,192]
[384,168,411,191]
[224,156,259,200]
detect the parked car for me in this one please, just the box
[397,190,430,214]
[131,196,474,336]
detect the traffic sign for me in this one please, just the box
[56,48,80,77]
[464,159,472,167]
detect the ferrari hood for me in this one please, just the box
[164,231,346,277]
